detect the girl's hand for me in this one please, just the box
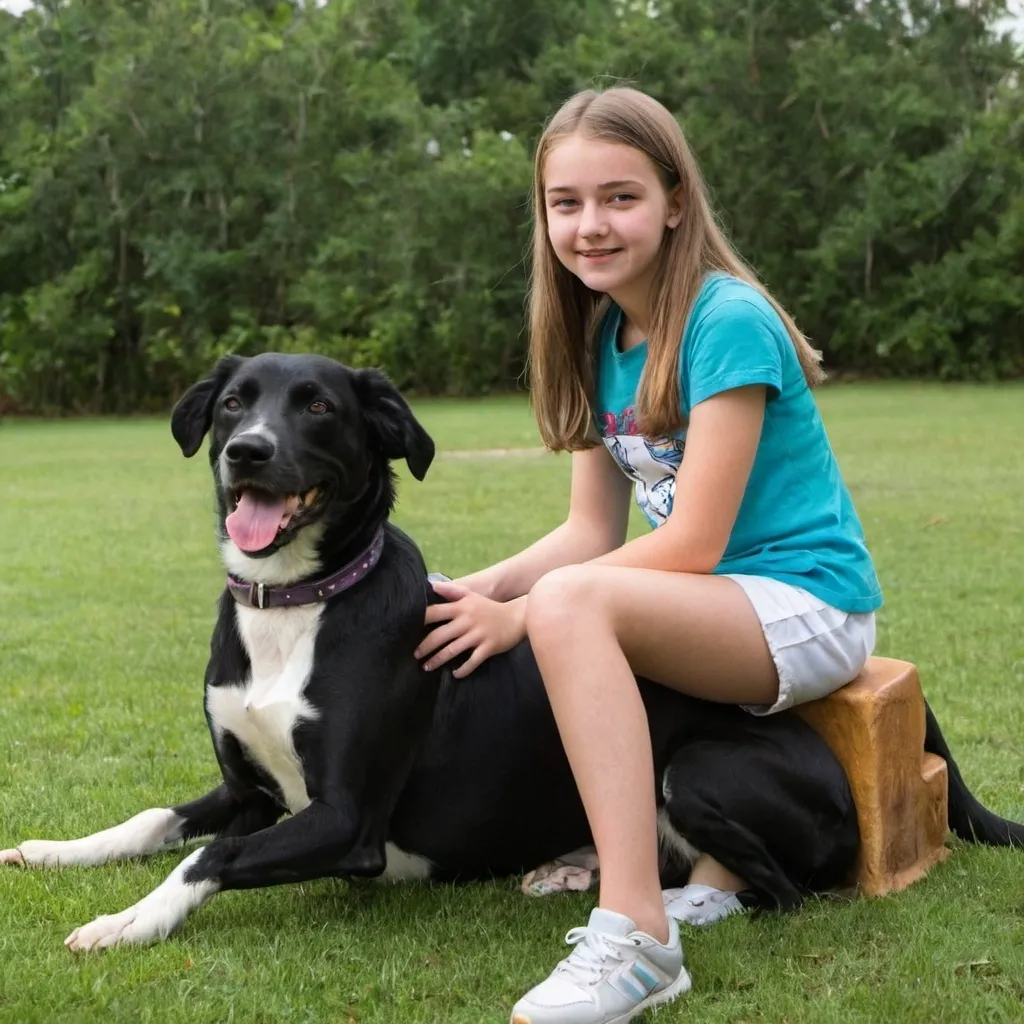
[416,582,526,678]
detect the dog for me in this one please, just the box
[2,352,1020,952]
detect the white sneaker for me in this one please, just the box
[510,908,691,1024]
[662,884,746,926]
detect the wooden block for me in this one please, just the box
[795,656,950,896]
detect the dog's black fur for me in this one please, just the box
[5,353,1021,948]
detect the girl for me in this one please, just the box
[415,87,882,1024]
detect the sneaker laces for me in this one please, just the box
[554,926,637,986]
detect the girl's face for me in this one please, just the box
[543,135,682,316]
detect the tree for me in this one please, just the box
[1,0,1020,412]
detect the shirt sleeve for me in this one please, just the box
[682,298,785,413]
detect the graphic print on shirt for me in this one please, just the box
[598,409,686,527]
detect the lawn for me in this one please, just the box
[0,383,1022,1024]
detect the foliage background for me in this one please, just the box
[1,0,1022,413]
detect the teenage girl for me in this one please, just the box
[415,87,882,1024]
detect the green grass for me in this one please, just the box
[1,383,1023,1024]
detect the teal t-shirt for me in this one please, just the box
[593,273,883,614]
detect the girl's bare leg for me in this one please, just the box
[526,565,777,942]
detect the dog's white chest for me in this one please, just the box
[206,604,323,814]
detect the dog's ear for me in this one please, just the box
[351,368,435,481]
[170,355,244,457]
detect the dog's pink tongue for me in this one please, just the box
[226,492,287,552]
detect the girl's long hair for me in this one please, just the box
[528,87,823,451]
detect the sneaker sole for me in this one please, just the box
[510,964,693,1024]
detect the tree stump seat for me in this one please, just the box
[795,656,950,896]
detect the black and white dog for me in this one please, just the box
[2,353,1020,950]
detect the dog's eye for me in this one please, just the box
[223,396,241,412]
[309,400,329,415]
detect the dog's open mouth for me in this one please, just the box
[225,485,327,553]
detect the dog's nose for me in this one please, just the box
[225,434,275,467]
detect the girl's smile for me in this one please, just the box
[578,247,623,262]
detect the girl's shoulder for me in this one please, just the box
[680,275,798,411]
[684,274,789,361]
[690,273,781,331]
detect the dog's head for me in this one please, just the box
[171,353,434,572]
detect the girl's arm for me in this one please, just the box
[592,385,766,574]
[458,443,633,600]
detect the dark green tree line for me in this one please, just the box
[1,0,1021,412]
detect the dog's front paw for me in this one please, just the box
[65,889,190,951]
[4,840,71,868]
[64,848,217,952]
[65,907,143,951]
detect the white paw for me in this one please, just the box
[65,907,144,951]
[8,840,70,868]
[2,810,184,869]
[64,848,217,952]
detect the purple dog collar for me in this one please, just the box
[227,526,385,610]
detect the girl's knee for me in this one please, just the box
[526,566,603,649]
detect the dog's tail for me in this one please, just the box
[924,702,1024,847]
